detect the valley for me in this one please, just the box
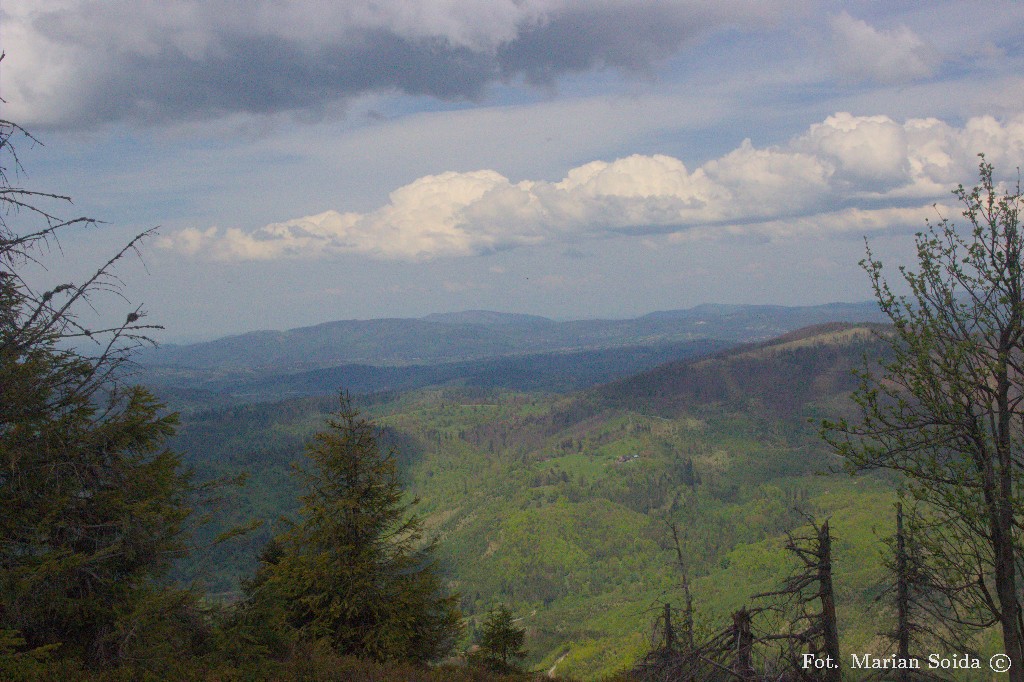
[158,306,933,679]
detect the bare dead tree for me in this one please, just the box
[755,518,840,682]
[635,508,807,682]
[867,502,972,681]
[732,608,758,681]
[669,519,696,652]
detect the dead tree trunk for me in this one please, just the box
[732,608,757,681]
[756,517,840,682]
[817,521,841,682]
[894,503,911,682]
[663,602,675,653]
[670,521,695,652]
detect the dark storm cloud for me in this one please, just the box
[13,0,794,127]
[76,32,498,126]
[496,3,725,83]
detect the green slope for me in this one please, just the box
[170,323,929,679]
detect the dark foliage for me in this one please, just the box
[237,395,462,663]
[0,86,200,673]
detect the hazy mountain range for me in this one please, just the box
[143,302,884,370]
[139,302,886,404]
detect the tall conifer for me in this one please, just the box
[0,103,198,669]
[243,395,461,663]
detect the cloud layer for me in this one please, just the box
[3,0,794,127]
[829,12,940,84]
[160,112,1024,261]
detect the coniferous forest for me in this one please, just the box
[5,109,1024,682]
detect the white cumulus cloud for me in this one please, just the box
[158,112,1024,262]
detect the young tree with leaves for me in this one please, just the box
[824,158,1024,680]
[242,395,461,663]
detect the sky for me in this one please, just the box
[2,0,1023,342]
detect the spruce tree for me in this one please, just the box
[0,359,193,664]
[243,395,461,663]
[474,604,527,674]
[0,104,199,668]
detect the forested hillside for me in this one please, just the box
[170,322,924,678]
[144,339,734,407]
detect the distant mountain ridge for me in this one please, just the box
[141,302,885,372]
[149,339,735,404]
[594,321,891,421]
[420,310,553,326]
